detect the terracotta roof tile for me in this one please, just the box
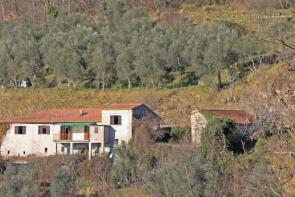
[5,108,102,123]
[2,103,143,123]
[203,109,255,124]
[102,103,143,110]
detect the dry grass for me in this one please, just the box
[0,59,293,128]
[0,61,293,196]
[181,3,294,34]
[111,187,150,197]
[0,86,243,127]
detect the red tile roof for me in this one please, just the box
[4,108,102,123]
[203,109,255,124]
[102,103,143,110]
[2,103,144,123]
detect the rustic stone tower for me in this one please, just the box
[191,110,207,145]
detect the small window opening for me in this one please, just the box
[110,115,122,125]
[23,151,25,155]
[94,127,99,133]
[61,147,64,152]
[45,148,48,153]
[38,126,50,134]
[7,151,10,155]
[15,126,26,134]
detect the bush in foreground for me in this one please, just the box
[50,168,76,197]
[0,163,39,197]
[110,142,139,188]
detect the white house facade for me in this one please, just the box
[0,103,160,159]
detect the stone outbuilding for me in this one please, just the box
[191,109,255,145]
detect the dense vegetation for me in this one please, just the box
[0,0,294,196]
[0,0,281,90]
[1,1,294,90]
[0,111,293,196]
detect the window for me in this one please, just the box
[7,151,10,155]
[23,151,25,155]
[110,115,122,125]
[61,147,64,152]
[94,127,99,134]
[38,126,50,134]
[45,148,48,153]
[84,126,90,132]
[114,139,119,146]
[15,126,26,134]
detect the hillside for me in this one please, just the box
[0,1,294,197]
[1,59,293,125]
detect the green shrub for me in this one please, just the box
[167,72,199,88]
[254,139,266,152]
[170,127,190,141]
[0,163,39,197]
[50,168,76,197]
[202,5,216,12]
[143,153,206,197]
[110,142,138,188]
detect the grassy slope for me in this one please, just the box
[2,60,293,196]
[0,3,294,196]
[0,59,293,126]
[0,85,242,126]
[182,3,294,32]
[1,3,293,126]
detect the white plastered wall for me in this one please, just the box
[101,110,133,144]
[0,123,60,157]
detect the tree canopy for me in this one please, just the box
[0,0,270,89]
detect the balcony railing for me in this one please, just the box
[54,131,89,141]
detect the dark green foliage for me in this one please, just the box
[170,127,190,141]
[0,0,270,89]
[50,168,76,197]
[110,142,138,188]
[0,20,42,87]
[47,2,59,21]
[204,22,239,90]
[0,163,39,197]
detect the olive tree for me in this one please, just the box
[204,23,239,90]
[0,21,42,87]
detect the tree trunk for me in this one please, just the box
[127,77,132,89]
[13,77,18,88]
[102,78,105,91]
[151,79,155,88]
[57,77,62,88]
[96,80,100,90]
[33,0,38,20]
[67,0,71,14]
[13,0,19,17]
[216,70,222,91]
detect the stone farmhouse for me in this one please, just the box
[191,109,255,145]
[0,103,160,159]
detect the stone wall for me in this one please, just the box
[191,110,207,145]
